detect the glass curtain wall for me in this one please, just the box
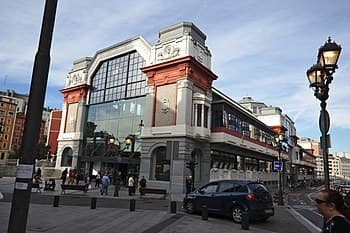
[85,50,147,157]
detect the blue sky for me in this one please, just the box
[1,0,349,153]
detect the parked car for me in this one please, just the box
[183,180,274,223]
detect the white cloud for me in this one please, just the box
[1,0,350,151]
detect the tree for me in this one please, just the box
[8,147,22,160]
[35,143,51,160]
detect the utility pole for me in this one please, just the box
[7,1,57,232]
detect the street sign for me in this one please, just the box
[274,161,282,171]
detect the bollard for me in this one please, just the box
[170,201,177,213]
[201,205,208,220]
[130,199,136,212]
[53,195,59,207]
[91,197,97,209]
[241,210,249,230]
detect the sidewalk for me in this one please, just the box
[0,176,153,200]
[0,177,314,233]
[0,201,287,233]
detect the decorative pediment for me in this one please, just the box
[65,70,88,88]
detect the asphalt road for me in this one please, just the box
[287,189,323,230]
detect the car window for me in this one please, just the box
[248,183,268,192]
[218,182,235,192]
[200,183,218,194]
[236,184,248,193]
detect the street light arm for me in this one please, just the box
[314,76,331,102]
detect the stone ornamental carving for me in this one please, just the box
[197,49,204,63]
[157,44,180,62]
[161,97,170,113]
[65,71,87,87]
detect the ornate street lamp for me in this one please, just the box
[275,133,286,206]
[125,135,136,153]
[306,37,341,189]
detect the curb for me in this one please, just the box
[285,205,321,233]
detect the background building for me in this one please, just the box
[0,90,29,114]
[0,90,54,163]
[239,96,316,186]
[0,95,17,162]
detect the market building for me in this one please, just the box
[56,22,287,200]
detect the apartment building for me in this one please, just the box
[0,95,17,162]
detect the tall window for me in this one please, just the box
[204,105,209,128]
[193,103,209,128]
[153,147,170,181]
[89,51,146,105]
[196,104,202,127]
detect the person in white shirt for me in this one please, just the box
[128,175,135,196]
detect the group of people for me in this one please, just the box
[94,171,147,197]
[128,175,146,196]
[60,168,89,185]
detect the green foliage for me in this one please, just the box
[8,144,51,160]
[35,143,51,160]
[8,149,20,159]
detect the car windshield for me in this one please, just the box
[248,183,268,192]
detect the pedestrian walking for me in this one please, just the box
[95,172,101,188]
[100,172,110,196]
[61,168,68,185]
[114,171,121,197]
[139,176,146,188]
[67,169,75,185]
[84,172,90,186]
[315,189,350,233]
[75,169,81,184]
[139,176,146,195]
[185,176,192,194]
[128,175,135,196]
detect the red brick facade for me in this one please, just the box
[12,113,46,150]
[47,110,62,155]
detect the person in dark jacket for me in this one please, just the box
[139,176,146,188]
[114,171,121,197]
[61,168,68,184]
[185,176,192,194]
[139,176,146,195]
[315,189,350,233]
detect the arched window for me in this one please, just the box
[61,147,73,167]
[152,146,170,181]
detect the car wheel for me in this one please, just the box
[232,207,242,223]
[185,200,195,214]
